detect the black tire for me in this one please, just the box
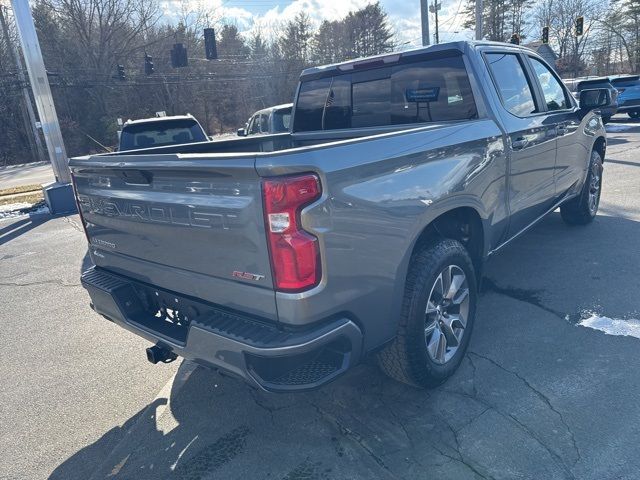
[560,150,603,225]
[377,238,477,388]
[628,110,640,119]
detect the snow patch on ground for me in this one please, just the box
[578,313,640,339]
[606,123,638,132]
[0,202,50,220]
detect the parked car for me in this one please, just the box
[237,104,293,136]
[118,114,208,151]
[71,41,607,392]
[609,75,640,119]
[564,77,618,123]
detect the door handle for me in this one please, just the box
[511,137,528,150]
[556,124,567,136]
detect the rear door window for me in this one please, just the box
[293,55,477,132]
[485,53,537,117]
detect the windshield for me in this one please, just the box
[293,54,477,132]
[120,119,207,151]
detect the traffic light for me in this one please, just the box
[204,28,217,60]
[509,33,520,45]
[576,16,584,36]
[542,26,549,44]
[171,43,188,68]
[116,64,125,81]
[144,54,154,75]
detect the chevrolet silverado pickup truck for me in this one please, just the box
[71,41,608,392]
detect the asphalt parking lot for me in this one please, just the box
[2,118,640,480]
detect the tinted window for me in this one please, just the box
[294,77,332,131]
[120,119,206,151]
[391,57,477,124]
[352,77,391,127]
[530,57,569,110]
[486,53,537,116]
[248,116,260,134]
[293,55,477,132]
[259,114,269,133]
[611,77,640,88]
[272,108,292,132]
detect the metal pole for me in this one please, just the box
[0,5,46,163]
[10,0,70,184]
[475,0,483,40]
[434,1,440,44]
[420,0,430,46]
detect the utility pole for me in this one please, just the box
[10,0,75,213]
[430,1,441,44]
[475,0,483,40]
[420,0,430,46]
[10,0,69,183]
[0,6,45,163]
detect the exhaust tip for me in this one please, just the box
[146,344,177,364]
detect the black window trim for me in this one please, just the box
[524,54,576,113]
[481,49,545,119]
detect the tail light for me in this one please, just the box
[262,174,321,292]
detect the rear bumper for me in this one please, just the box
[81,267,363,392]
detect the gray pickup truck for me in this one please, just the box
[71,41,607,392]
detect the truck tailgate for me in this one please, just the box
[70,154,277,320]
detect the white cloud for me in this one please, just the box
[158,0,474,46]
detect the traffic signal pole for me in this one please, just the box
[10,0,76,213]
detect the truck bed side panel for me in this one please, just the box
[256,120,508,349]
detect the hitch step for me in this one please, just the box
[146,345,177,364]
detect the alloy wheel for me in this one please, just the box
[588,161,601,215]
[424,265,470,364]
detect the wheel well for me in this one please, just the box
[594,136,606,162]
[412,207,485,275]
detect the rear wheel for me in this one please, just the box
[377,239,477,388]
[628,110,640,119]
[560,150,603,225]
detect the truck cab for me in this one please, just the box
[118,114,208,151]
[237,104,293,137]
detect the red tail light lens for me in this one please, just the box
[262,174,321,292]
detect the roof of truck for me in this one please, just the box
[300,40,538,81]
[123,114,198,127]
[253,103,293,116]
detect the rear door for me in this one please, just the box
[525,55,583,198]
[71,153,278,320]
[483,50,557,236]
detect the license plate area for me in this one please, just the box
[116,282,205,345]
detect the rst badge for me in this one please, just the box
[232,271,265,281]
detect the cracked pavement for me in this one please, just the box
[3,119,640,480]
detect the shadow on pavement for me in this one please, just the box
[0,214,51,247]
[50,213,640,480]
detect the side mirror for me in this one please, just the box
[237,128,246,137]
[579,88,611,111]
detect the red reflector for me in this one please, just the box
[262,174,321,292]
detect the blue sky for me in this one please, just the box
[159,0,472,48]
